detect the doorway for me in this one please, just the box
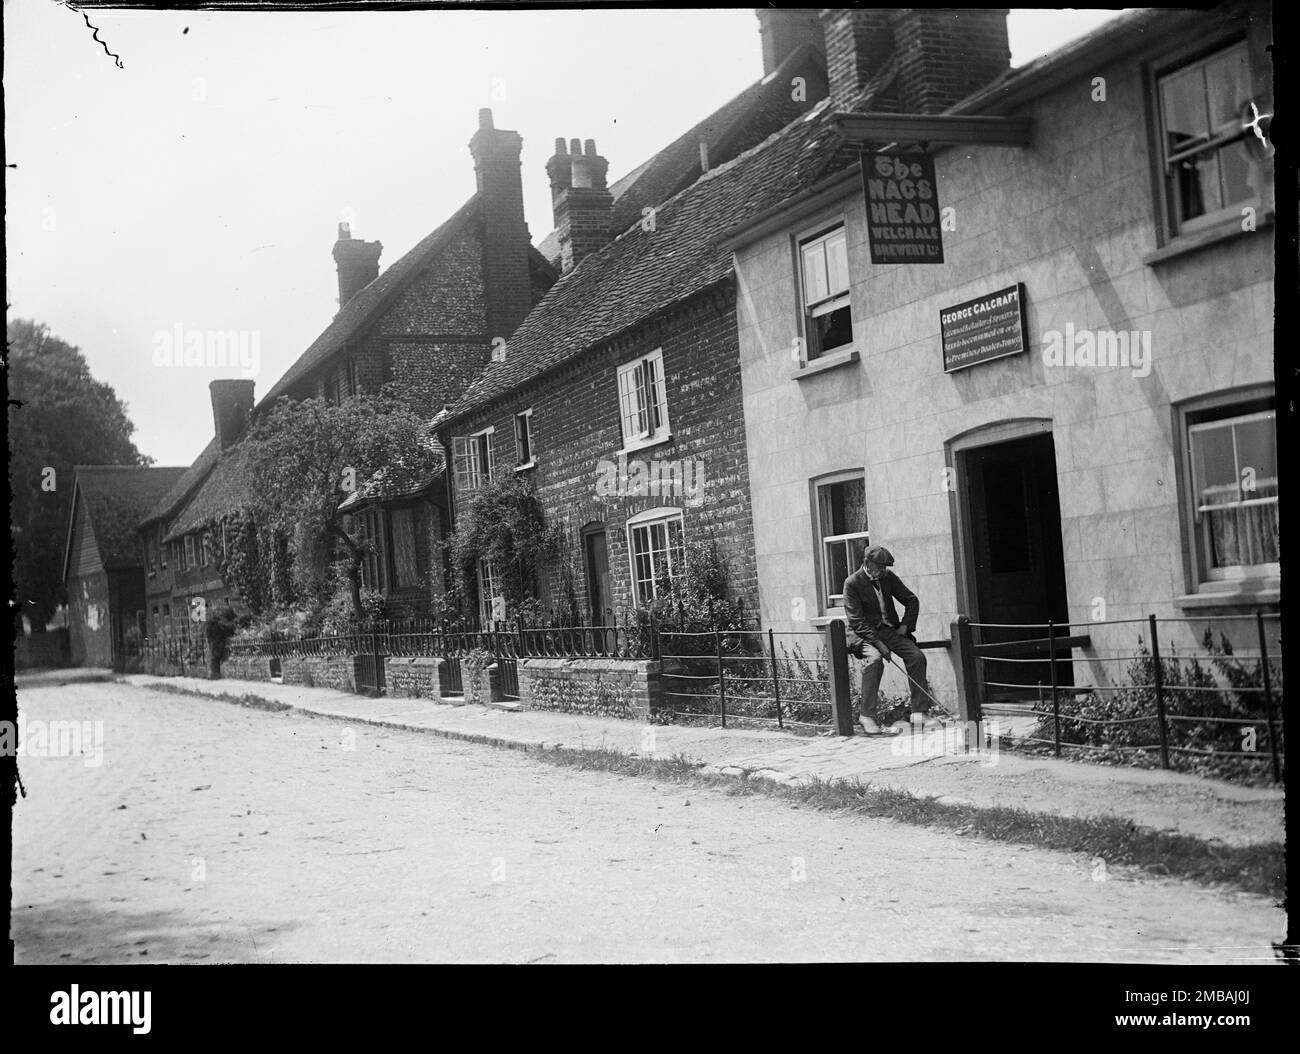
[582,524,611,626]
[960,431,1071,698]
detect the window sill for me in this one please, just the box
[809,614,846,628]
[791,347,859,381]
[1174,580,1280,610]
[1143,208,1274,267]
[514,460,536,473]
[618,432,673,457]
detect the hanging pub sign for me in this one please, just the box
[940,283,1028,372]
[862,151,944,264]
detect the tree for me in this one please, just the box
[235,394,444,621]
[7,318,148,631]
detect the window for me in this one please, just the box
[815,473,870,609]
[346,359,360,398]
[1183,397,1277,585]
[627,508,685,606]
[617,350,670,450]
[358,509,385,592]
[514,409,534,469]
[162,604,170,618]
[1157,41,1260,236]
[183,535,196,571]
[799,225,853,359]
[452,427,496,494]
[388,507,419,589]
[201,532,214,567]
[478,558,503,627]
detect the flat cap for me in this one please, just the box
[863,545,894,567]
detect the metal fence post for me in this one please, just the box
[826,619,854,737]
[1047,619,1060,758]
[768,627,783,729]
[1148,613,1170,770]
[716,628,726,729]
[1255,610,1281,784]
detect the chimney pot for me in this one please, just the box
[338,221,352,240]
[479,107,494,130]
[549,136,613,274]
[554,137,568,154]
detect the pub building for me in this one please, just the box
[725,3,1276,703]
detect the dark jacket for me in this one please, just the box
[842,567,919,646]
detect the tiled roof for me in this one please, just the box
[163,444,255,541]
[258,197,483,407]
[72,466,188,570]
[537,42,829,267]
[139,437,221,526]
[448,74,885,418]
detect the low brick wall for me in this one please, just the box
[385,656,443,699]
[220,654,276,682]
[518,657,660,720]
[282,654,355,692]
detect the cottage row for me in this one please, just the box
[66,4,1277,699]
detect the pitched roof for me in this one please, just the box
[66,466,188,575]
[537,42,828,265]
[448,75,881,419]
[139,436,221,526]
[162,444,255,541]
[259,197,482,407]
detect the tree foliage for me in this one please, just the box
[7,318,148,629]
[234,394,444,621]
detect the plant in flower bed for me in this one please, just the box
[1027,626,1283,785]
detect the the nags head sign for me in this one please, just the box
[862,152,943,264]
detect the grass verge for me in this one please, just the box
[537,744,1285,901]
[136,681,293,712]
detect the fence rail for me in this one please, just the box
[958,610,1283,782]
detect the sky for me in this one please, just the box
[6,4,1127,467]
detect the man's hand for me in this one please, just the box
[873,642,892,662]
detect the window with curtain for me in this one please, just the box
[1158,40,1260,235]
[1188,406,1277,580]
[617,350,670,450]
[815,473,869,609]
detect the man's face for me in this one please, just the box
[864,561,885,581]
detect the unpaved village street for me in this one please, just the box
[12,682,1284,963]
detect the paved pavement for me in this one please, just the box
[12,680,1286,963]
[120,674,1284,848]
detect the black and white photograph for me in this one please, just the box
[4,0,1291,1004]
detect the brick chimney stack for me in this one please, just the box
[821,8,1010,113]
[332,222,383,314]
[546,137,613,275]
[756,8,825,76]
[469,107,534,340]
[210,379,255,451]
[891,9,1010,115]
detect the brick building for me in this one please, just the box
[436,13,857,627]
[63,466,186,665]
[724,4,1276,698]
[141,110,558,623]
